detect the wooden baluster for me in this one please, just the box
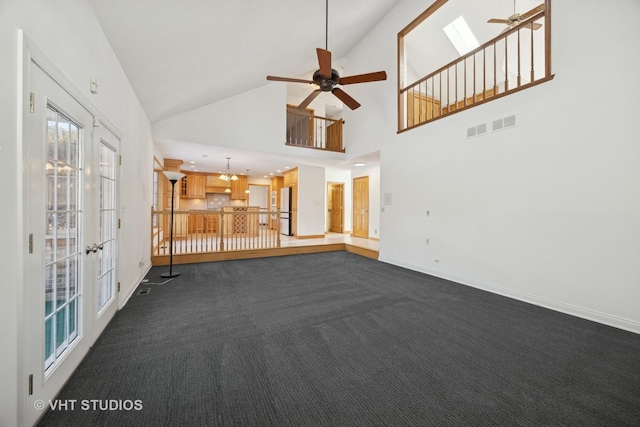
[530,22,535,83]
[517,28,521,87]
[493,41,498,95]
[219,208,225,251]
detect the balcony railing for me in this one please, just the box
[286,107,345,152]
[399,7,551,131]
[152,208,281,258]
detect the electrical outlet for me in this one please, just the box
[426,210,430,217]
[434,259,440,264]
[425,238,430,245]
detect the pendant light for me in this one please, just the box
[219,157,238,182]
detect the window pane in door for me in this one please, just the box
[98,141,116,311]
[44,105,82,372]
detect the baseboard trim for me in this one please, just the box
[120,264,152,308]
[152,244,379,266]
[379,256,640,335]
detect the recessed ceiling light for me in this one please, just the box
[190,165,195,168]
[276,169,282,173]
[354,162,366,167]
[269,172,274,175]
[285,166,290,169]
[189,161,196,164]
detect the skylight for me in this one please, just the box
[443,16,479,56]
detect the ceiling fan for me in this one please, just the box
[266,0,387,110]
[487,1,545,33]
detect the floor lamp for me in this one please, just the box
[162,171,185,278]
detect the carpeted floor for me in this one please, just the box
[38,251,640,426]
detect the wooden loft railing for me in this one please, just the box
[152,208,281,260]
[286,107,345,152]
[399,7,552,131]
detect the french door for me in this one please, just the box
[23,60,119,425]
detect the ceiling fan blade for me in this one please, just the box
[296,90,322,110]
[317,48,332,78]
[521,3,545,20]
[488,18,510,24]
[331,88,361,110]
[267,76,314,84]
[339,71,387,85]
[522,22,543,30]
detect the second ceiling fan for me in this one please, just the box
[266,0,387,110]
[488,1,545,33]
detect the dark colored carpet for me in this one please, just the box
[39,251,640,426]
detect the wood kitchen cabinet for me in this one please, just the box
[231,176,248,200]
[184,174,206,198]
[188,213,218,233]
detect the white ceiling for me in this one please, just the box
[88,0,543,177]
[88,0,403,124]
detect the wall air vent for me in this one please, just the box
[468,123,487,138]
[492,118,504,131]
[504,115,516,127]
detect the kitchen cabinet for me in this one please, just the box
[184,174,206,198]
[231,176,248,200]
[205,174,229,193]
[188,213,218,233]
[283,168,298,187]
[205,174,219,187]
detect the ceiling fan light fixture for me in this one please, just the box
[264,0,386,111]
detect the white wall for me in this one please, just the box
[0,1,154,425]
[345,0,640,332]
[297,165,326,237]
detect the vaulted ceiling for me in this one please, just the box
[88,0,403,124]
[87,0,543,176]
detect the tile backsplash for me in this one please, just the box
[206,193,230,209]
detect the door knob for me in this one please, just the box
[85,243,101,254]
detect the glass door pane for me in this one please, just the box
[98,142,116,311]
[44,106,82,372]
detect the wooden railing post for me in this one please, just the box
[219,207,225,251]
[276,208,281,247]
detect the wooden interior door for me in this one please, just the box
[352,176,369,238]
[329,183,343,233]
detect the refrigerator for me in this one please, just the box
[280,187,292,236]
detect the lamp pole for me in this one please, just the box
[161,171,185,278]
